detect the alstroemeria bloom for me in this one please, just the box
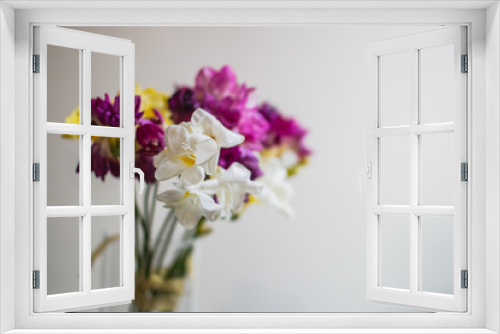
[201,163,262,219]
[153,122,218,181]
[157,166,222,229]
[190,108,245,175]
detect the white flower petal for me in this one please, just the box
[157,189,186,207]
[190,108,244,148]
[222,162,251,183]
[165,125,189,153]
[155,156,191,181]
[189,133,217,165]
[217,127,244,148]
[230,190,246,213]
[153,149,170,168]
[174,198,204,230]
[180,166,205,187]
[196,192,222,222]
[198,179,219,195]
[205,151,220,175]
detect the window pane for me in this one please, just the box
[380,136,410,205]
[47,45,80,124]
[47,133,81,206]
[47,217,81,295]
[420,133,454,206]
[379,215,410,290]
[91,137,121,205]
[420,44,454,124]
[91,52,121,127]
[91,216,121,290]
[420,216,454,295]
[379,51,410,127]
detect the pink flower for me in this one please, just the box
[258,103,312,159]
[236,110,270,151]
[192,66,255,129]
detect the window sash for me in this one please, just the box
[366,26,468,312]
[32,25,136,313]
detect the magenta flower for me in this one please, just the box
[91,94,143,127]
[219,146,263,180]
[135,109,166,183]
[202,96,243,129]
[236,110,269,151]
[136,120,165,157]
[192,66,256,129]
[258,103,311,159]
[168,87,199,124]
[195,66,237,101]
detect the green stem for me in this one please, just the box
[143,184,152,229]
[144,182,162,277]
[152,209,174,259]
[136,196,150,277]
[156,212,177,271]
[134,194,141,271]
[165,229,195,279]
[150,182,159,223]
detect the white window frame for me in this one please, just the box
[366,26,468,312]
[33,26,136,312]
[1,1,499,333]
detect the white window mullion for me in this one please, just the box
[409,47,419,295]
[81,48,92,296]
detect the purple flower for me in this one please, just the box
[203,96,243,129]
[219,146,263,180]
[92,94,120,127]
[168,87,199,124]
[236,110,269,151]
[258,103,311,159]
[136,118,165,157]
[135,109,165,183]
[135,155,157,184]
[90,138,120,180]
[195,66,237,101]
[193,66,256,129]
[91,94,143,127]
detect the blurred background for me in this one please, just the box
[46,25,452,313]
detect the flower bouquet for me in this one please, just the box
[64,65,311,312]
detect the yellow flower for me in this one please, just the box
[62,107,80,139]
[135,84,172,125]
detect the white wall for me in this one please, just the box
[0,2,16,332]
[48,25,442,312]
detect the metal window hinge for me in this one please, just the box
[33,54,40,73]
[461,270,468,289]
[461,162,468,182]
[32,270,40,289]
[461,54,468,73]
[33,163,40,182]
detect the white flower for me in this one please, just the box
[153,124,217,181]
[156,166,222,230]
[256,157,295,218]
[201,163,263,219]
[190,108,245,175]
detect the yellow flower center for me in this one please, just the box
[179,155,196,167]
